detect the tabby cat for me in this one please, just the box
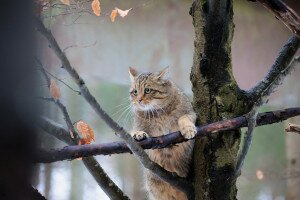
[129,67,196,200]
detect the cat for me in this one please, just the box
[128,66,196,200]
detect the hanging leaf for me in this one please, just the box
[115,7,132,18]
[76,120,95,144]
[91,0,101,16]
[110,9,118,22]
[60,0,70,6]
[50,79,61,101]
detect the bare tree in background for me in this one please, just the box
[34,0,300,200]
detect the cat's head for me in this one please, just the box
[128,67,172,112]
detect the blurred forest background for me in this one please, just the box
[36,0,300,199]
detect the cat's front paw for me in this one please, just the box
[131,131,149,141]
[178,115,197,139]
[180,124,197,139]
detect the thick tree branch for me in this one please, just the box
[235,36,300,179]
[253,0,300,37]
[37,62,130,200]
[248,36,300,100]
[36,107,300,162]
[35,18,193,198]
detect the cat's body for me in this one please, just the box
[128,67,196,200]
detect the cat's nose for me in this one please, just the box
[137,95,143,103]
[137,98,143,103]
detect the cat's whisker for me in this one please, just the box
[122,112,133,129]
[111,104,131,118]
[111,98,130,113]
[116,105,132,123]
[113,100,130,110]
[123,109,133,128]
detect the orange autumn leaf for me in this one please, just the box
[91,0,101,16]
[50,79,61,101]
[76,120,95,144]
[115,7,132,18]
[60,0,70,5]
[110,9,118,22]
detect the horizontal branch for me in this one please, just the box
[254,0,300,37]
[36,107,300,163]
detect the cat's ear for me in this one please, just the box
[155,66,169,80]
[129,67,138,81]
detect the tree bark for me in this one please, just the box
[190,1,251,199]
[189,0,300,199]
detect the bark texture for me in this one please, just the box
[189,0,300,199]
[190,1,250,199]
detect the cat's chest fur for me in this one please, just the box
[144,113,179,137]
[135,110,193,177]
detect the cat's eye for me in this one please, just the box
[132,89,138,96]
[144,88,151,94]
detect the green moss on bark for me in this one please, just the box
[189,0,252,199]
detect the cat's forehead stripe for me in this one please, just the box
[136,73,151,87]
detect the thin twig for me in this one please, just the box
[43,68,81,95]
[35,107,300,162]
[63,40,97,52]
[36,60,78,137]
[35,17,194,198]
[36,60,130,200]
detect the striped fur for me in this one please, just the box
[129,67,196,200]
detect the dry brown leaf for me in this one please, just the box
[50,79,61,101]
[76,121,95,144]
[256,170,264,180]
[110,9,118,22]
[115,7,132,18]
[91,0,101,16]
[60,0,70,6]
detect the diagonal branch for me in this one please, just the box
[248,36,300,100]
[37,62,130,200]
[252,0,300,37]
[39,117,129,200]
[36,107,300,163]
[35,17,194,198]
[37,58,80,140]
[234,37,300,179]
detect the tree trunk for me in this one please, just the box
[190,1,251,199]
